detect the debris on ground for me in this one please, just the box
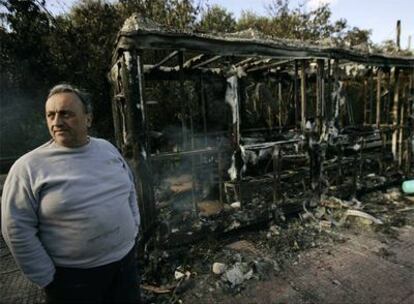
[140,186,414,303]
[212,262,226,275]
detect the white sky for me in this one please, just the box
[44,0,414,49]
[208,0,414,48]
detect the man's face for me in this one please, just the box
[45,92,92,148]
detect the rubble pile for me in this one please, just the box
[141,186,414,303]
[307,187,412,235]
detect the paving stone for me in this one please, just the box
[285,231,414,304]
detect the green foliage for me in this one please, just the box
[1,0,55,156]
[1,0,124,155]
[372,39,413,56]
[61,0,123,137]
[237,0,349,42]
[235,0,372,48]
[1,0,55,91]
[342,27,372,47]
[117,0,200,29]
[0,92,49,157]
[197,4,236,33]
[236,11,274,35]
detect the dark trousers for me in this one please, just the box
[44,246,141,303]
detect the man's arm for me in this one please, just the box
[1,165,55,288]
[126,164,141,232]
[106,140,141,232]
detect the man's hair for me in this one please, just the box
[47,84,93,114]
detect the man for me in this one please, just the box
[1,84,141,303]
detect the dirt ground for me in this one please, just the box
[1,185,414,303]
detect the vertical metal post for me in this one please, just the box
[352,148,358,196]
[109,62,124,149]
[392,68,400,161]
[218,151,223,204]
[272,146,281,204]
[136,53,156,226]
[186,57,197,215]
[179,51,187,150]
[337,145,343,186]
[385,70,392,124]
[380,131,386,175]
[407,72,414,173]
[121,50,154,234]
[398,81,406,167]
[294,60,300,129]
[278,81,282,128]
[316,59,325,133]
[369,69,374,124]
[359,139,365,180]
[363,79,368,125]
[396,20,401,51]
[376,69,382,128]
[332,59,340,124]
[191,156,198,216]
[327,59,332,120]
[226,73,241,205]
[301,60,307,131]
[339,81,347,129]
[200,75,208,146]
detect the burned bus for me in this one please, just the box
[109,14,414,243]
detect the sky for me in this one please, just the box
[44,0,413,49]
[208,0,414,49]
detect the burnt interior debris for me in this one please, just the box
[109,15,414,244]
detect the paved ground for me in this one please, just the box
[2,222,413,303]
[0,236,45,303]
[181,220,414,304]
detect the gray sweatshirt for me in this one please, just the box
[1,138,140,287]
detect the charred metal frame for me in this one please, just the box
[110,15,414,240]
